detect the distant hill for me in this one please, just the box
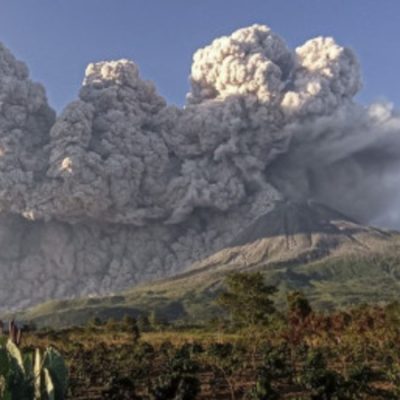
[10,201,400,328]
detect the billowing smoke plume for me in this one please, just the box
[0,24,399,310]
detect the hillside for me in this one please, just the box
[11,201,400,328]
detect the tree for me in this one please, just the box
[217,272,277,327]
[137,314,151,332]
[287,291,312,322]
[299,349,344,400]
[121,315,140,342]
[285,291,313,348]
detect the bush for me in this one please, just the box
[148,344,200,400]
[299,349,344,400]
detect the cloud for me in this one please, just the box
[0,24,398,310]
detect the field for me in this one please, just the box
[16,298,400,399]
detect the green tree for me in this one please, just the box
[299,349,344,400]
[285,291,313,349]
[121,315,140,342]
[287,291,312,322]
[217,272,277,327]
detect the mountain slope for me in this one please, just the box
[188,200,394,272]
[11,201,400,328]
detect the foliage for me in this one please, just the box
[0,337,68,400]
[7,285,400,398]
[287,291,312,321]
[148,343,200,400]
[298,349,344,399]
[216,272,277,327]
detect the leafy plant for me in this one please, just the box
[0,337,68,400]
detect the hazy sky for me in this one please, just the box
[0,0,399,112]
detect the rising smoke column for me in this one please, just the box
[0,24,399,310]
[0,43,55,217]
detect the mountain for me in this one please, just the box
[10,201,400,328]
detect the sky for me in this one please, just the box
[0,0,399,112]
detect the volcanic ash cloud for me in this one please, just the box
[0,24,399,310]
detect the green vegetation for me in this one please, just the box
[3,272,400,398]
[0,321,68,399]
[216,271,276,327]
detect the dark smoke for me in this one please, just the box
[0,25,399,310]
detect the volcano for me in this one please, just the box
[187,200,397,273]
[12,201,400,328]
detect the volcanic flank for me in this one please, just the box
[189,200,399,274]
[0,24,400,311]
